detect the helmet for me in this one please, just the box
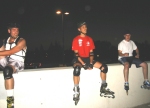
[77,22,87,28]
[7,23,20,29]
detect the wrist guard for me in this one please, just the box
[82,63,89,70]
[89,52,94,56]
[74,53,79,59]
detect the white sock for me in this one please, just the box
[74,84,79,87]
[6,89,14,97]
[144,79,148,82]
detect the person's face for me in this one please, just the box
[8,27,19,39]
[78,25,87,34]
[124,34,131,41]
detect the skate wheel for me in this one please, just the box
[100,94,103,97]
[75,100,79,105]
[112,95,115,99]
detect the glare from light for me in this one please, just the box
[56,11,61,14]
[64,12,69,15]
[56,11,69,15]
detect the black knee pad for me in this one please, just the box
[3,66,13,80]
[73,66,81,76]
[100,64,108,73]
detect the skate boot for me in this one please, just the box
[141,80,150,89]
[100,83,115,98]
[7,96,14,108]
[124,82,129,95]
[73,86,80,105]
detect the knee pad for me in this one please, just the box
[73,66,81,76]
[100,64,108,73]
[3,66,13,80]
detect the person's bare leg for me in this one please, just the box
[123,62,130,94]
[123,62,130,82]
[5,78,14,90]
[139,62,150,87]
[4,65,16,108]
[73,63,82,102]
[140,62,148,80]
[94,62,106,83]
[5,66,15,90]
[73,76,80,85]
[94,62,114,97]
[73,63,82,87]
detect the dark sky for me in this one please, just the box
[0,0,150,50]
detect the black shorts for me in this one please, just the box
[72,57,97,66]
[118,57,143,68]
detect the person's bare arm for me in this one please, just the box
[0,45,5,51]
[0,39,26,56]
[74,50,85,65]
[135,48,140,58]
[89,50,94,64]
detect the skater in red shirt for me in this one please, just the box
[72,22,114,105]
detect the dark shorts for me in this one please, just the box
[72,57,97,66]
[118,57,143,68]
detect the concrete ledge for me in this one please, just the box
[0,62,150,108]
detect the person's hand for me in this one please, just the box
[124,53,129,57]
[88,63,93,70]
[82,63,89,70]
[135,54,139,58]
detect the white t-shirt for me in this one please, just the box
[118,40,137,59]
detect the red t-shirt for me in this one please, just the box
[72,35,95,57]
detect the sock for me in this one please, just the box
[74,84,79,87]
[6,89,14,97]
[144,79,148,82]
[102,80,106,84]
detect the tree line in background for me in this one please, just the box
[25,40,150,68]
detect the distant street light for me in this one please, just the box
[56,10,69,66]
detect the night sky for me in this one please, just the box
[0,0,150,50]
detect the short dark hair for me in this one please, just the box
[123,30,131,35]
